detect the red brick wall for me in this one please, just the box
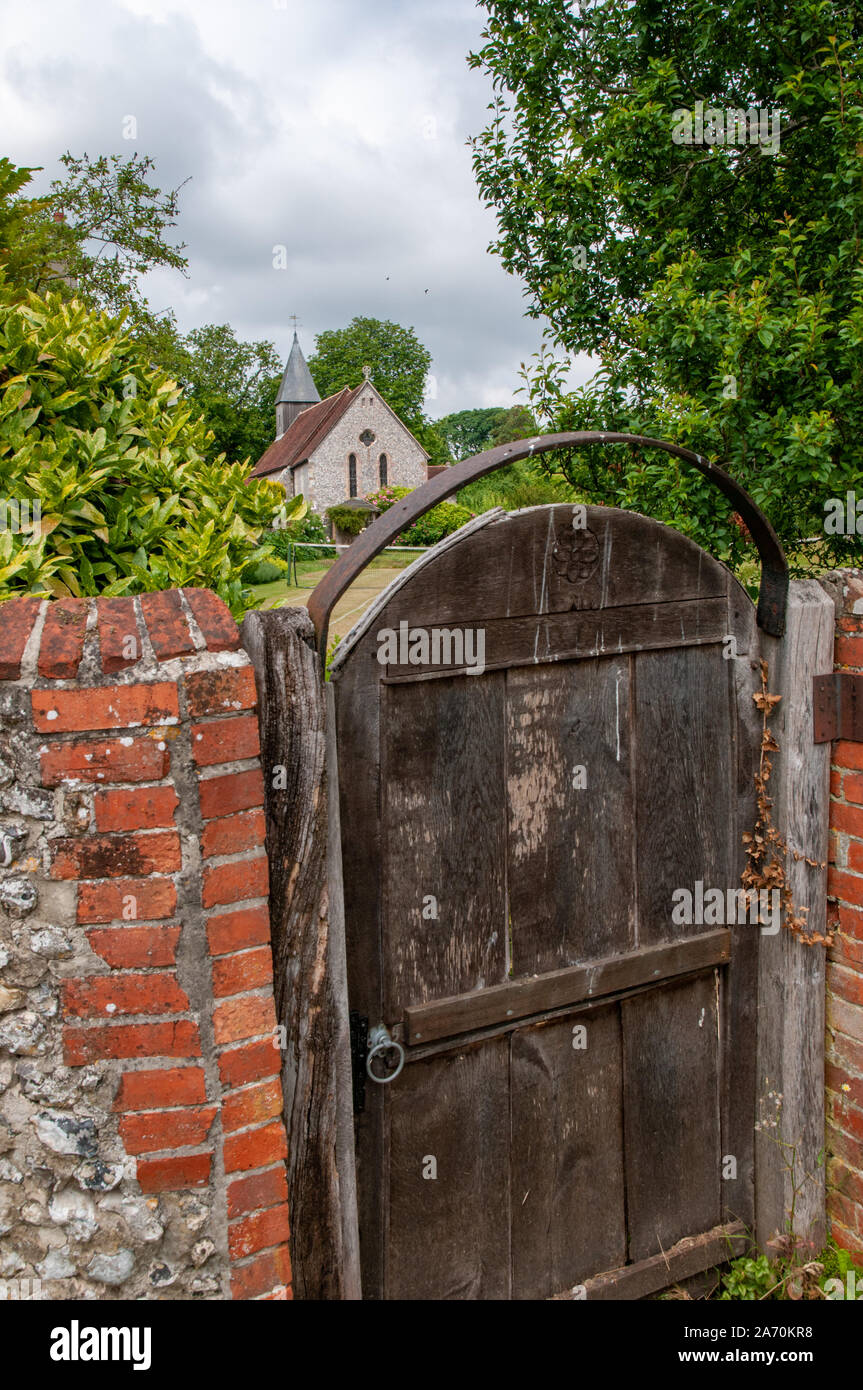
[0,589,290,1300]
[826,570,863,1259]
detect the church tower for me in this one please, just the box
[275,331,320,437]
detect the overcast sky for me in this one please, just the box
[1,0,594,419]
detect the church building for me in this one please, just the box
[248,332,430,517]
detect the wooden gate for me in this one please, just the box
[309,434,789,1300]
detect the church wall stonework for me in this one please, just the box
[303,387,427,516]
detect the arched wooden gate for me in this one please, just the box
[308,433,789,1300]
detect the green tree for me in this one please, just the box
[0,153,188,334]
[308,316,431,429]
[149,322,282,466]
[435,407,507,459]
[489,403,537,447]
[0,278,302,616]
[469,0,863,567]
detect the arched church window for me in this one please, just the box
[348,454,357,498]
[379,453,388,487]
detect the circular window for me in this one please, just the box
[359,429,376,446]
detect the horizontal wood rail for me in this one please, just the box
[551,1221,747,1301]
[403,929,732,1044]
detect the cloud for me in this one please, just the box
[0,0,597,418]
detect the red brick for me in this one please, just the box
[207,905,271,956]
[77,877,177,924]
[230,1245,291,1300]
[185,665,257,718]
[40,736,169,787]
[32,682,179,733]
[63,973,188,1020]
[832,801,863,839]
[830,1222,863,1260]
[183,588,240,652]
[832,769,844,800]
[829,1157,863,1209]
[827,1189,863,1237]
[202,809,266,859]
[119,1105,218,1155]
[200,768,265,820]
[218,1038,280,1089]
[827,1061,863,1112]
[829,1121,863,1174]
[828,994,863,1044]
[836,635,863,669]
[222,1078,283,1134]
[838,615,863,634]
[227,1166,288,1220]
[86,925,180,969]
[137,1152,211,1193]
[63,1019,201,1065]
[138,589,196,661]
[850,841,863,874]
[214,995,276,1047]
[94,785,179,832]
[829,1029,863,1079]
[847,772,863,806]
[0,596,42,679]
[37,598,88,679]
[831,1098,863,1145]
[837,903,863,942]
[836,741,863,773]
[828,866,863,905]
[192,714,260,767]
[114,1066,207,1112]
[213,947,273,999]
[829,963,863,1009]
[831,933,863,970]
[203,856,268,909]
[95,596,141,674]
[51,830,181,879]
[224,1120,287,1175]
[229,1203,290,1260]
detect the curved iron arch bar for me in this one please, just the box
[307,431,788,663]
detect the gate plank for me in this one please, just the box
[622,973,722,1262]
[404,929,731,1044]
[634,644,735,946]
[382,673,508,1011]
[379,597,728,680]
[507,656,635,972]
[511,1005,625,1298]
[387,1036,510,1299]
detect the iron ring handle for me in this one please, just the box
[366,1026,405,1084]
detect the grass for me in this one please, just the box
[246,549,426,641]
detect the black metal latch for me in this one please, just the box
[813,673,863,743]
[349,1011,368,1114]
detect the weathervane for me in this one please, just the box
[289,313,301,332]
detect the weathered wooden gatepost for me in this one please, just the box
[241,607,361,1300]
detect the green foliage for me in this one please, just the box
[717,1253,776,1301]
[489,403,537,447]
[365,485,474,545]
[0,153,188,336]
[435,407,508,460]
[457,458,573,513]
[145,321,282,467]
[469,0,863,568]
[0,278,303,616]
[325,504,371,536]
[269,510,335,561]
[308,317,431,427]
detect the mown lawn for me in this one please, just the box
[246,551,426,641]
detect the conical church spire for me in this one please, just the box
[275,331,320,437]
